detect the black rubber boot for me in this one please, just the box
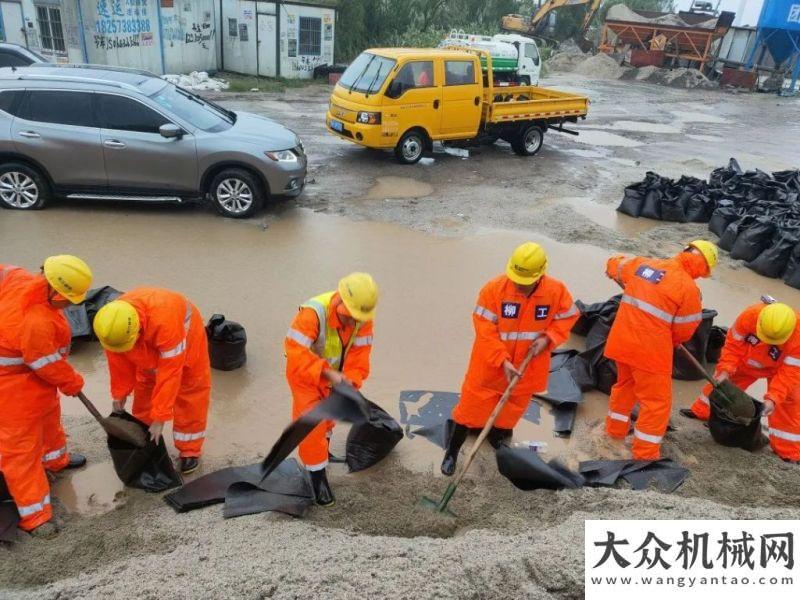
[180,457,200,475]
[487,427,513,449]
[65,453,87,469]
[310,469,335,507]
[679,408,700,420]
[440,420,468,476]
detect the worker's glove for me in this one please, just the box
[61,375,84,397]
[323,369,351,387]
[149,421,165,443]
[502,359,522,384]
[530,337,549,357]
[762,399,776,417]
[112,398,127,414]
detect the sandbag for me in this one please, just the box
[617,187,645,218]
[660,194,687,223]
[708,390,766,452]
[729,220,776,262]
[685,193,715,223]
[572,296,620,336]
[706,326,728,364]
[783,243,800,289]
[708,205,740,237]
[64,285,123,340]
[718,217,753,252]
[205,314,247,371]
[746,234,797,278]
[586,317,613,351]
[640,189,663,220]
[672,309,718,381]
[595,358,618,395]
[496,445,584,491]
[107,412,182,492]
[346,401,404,472]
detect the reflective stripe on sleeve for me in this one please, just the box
[783,356,800,367]
[746,359,765,369]
[500,331,542,341]
[620,295,675,324]
[474,305,498,323]
[607,411,629,423]
[42,447,67,463]
[731,329,745,341]
[173,430,206,442]
[160,340,187,359]
[286,328,314,348]
[633,429,663,444]
[305,460,328,472]
[553,304,579,320]
[27,350,65,371]
[353,335,373,347]
[673,312,703,324]
[769,428,800,443]
[17,494,51,518]
[697,393,709,406]
[0,356,25,366]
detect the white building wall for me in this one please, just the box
[0,0,27,45]
[160,0,217,74]
[220,0,258,76]
[278,2,334,79]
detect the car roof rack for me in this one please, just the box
[39,63,159,78]
[12,73,140,92]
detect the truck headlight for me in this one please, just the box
[356,111,381,125]
[265,149,298,163]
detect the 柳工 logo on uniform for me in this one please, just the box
[635,265,666,284]
[535,305,550,320]
[770,346,782,361]
[502,302,520,319]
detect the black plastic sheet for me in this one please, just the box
[107,412,182,493]
[0,473,19,543]
[580,459,689,493]
[346,401,404,472]
[708,390,766,452]
[496,445,584,490]
[572,296,620,336]
[205,314,247,371]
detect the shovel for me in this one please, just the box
[77,392,147,448]
[420,342,540,517]
[676,344,754,419]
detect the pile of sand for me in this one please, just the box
[575,53,624,79]
[546,41,586,73]
[620,65,717,89]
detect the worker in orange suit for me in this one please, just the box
[0,255,93,539]
[285,272,378,507]
[441,242,579,476]
[93,287,211,475]
[604,240,718,460]
[0,263,31,296]
[682,300,800,463]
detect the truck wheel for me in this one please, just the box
[511,125,545,157]
[394,130,426,165]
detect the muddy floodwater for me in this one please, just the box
[2,205,797,517]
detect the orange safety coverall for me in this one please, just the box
[0,264,31,297]
[604,252,706,460]
[0,276,83,531]
[284,292,373,471]
[452,274,578,430]
[105,288,211,458]
[689,303,800,461]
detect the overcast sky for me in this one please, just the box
[675,0,764,26]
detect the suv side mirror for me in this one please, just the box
[385,80,403,99]
[159,123,183,139]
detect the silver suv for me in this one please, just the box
[0,65,306,218]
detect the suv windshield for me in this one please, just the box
[149,84,234,132]
[338,52,396,94]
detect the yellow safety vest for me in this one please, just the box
[301,291,360,372]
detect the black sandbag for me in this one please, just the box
[205,314,247,371]
[672,309,718,381]
[107,412,182,493]
[706,326,728,364]
[617,186,645,218]
[496,445,584,491]
[718,217,750,252]
[685,193,715,223]
[709,158,742,188]
[708,205,740,237]
[595,358,618,395]
[572,296,620,336]
[783,243,800,289]
[640,189,663,220]
[586,317,612,351]
[708,390,766,452]
[730,220,776,262]
[660,193,688,223]
[64,285,123,340]
[345,400,403,472]
[747,234,797,278]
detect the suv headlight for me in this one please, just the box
[357,111,381,125]
[265,149,298,163]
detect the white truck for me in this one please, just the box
[440,31,542,85]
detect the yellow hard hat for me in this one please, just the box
[757,303,797,346]
[338,272,378,322]
[93,300,141,352]
[687,240,718,272]
[506,242,547,285]
[43,255,93,304]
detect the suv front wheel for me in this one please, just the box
[210,168,264,219]
[0,163,49,210]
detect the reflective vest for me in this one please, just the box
[301,291,361,372]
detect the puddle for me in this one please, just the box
[572,129,643,147]
[585,120,683,135]
[4,207,800,515]
[671,111,730,124]
[364,176,433,200]
[560,197,657,235]
[560,148,608,160]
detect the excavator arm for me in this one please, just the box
[503,0,602,36]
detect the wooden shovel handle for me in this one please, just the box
[77,391,105,424]
[677,344,718,388]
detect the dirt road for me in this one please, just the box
[1,74,799,599]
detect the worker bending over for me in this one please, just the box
[682,300,800,463]
[285,273,378,506]
[93,288,211,475]
[0,256,92,538]
[441,243,578,476]
[604,240,718,460]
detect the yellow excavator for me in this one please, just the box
[502,0,602,49]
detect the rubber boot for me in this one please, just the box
[440,420,468,476]
[180,457,200,475]
[487,427,513,449]
[679,408,700,420]
[65,453,87,469]
[310,469,335,507]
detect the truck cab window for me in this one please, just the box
[524,44,540,66]
[445,61,476,86]
[389,61,435,97]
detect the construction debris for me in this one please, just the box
[162,71,229,91]
[575,53,624,79]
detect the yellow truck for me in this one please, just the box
[326,47,589,164]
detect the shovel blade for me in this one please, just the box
[418,495,457,519]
